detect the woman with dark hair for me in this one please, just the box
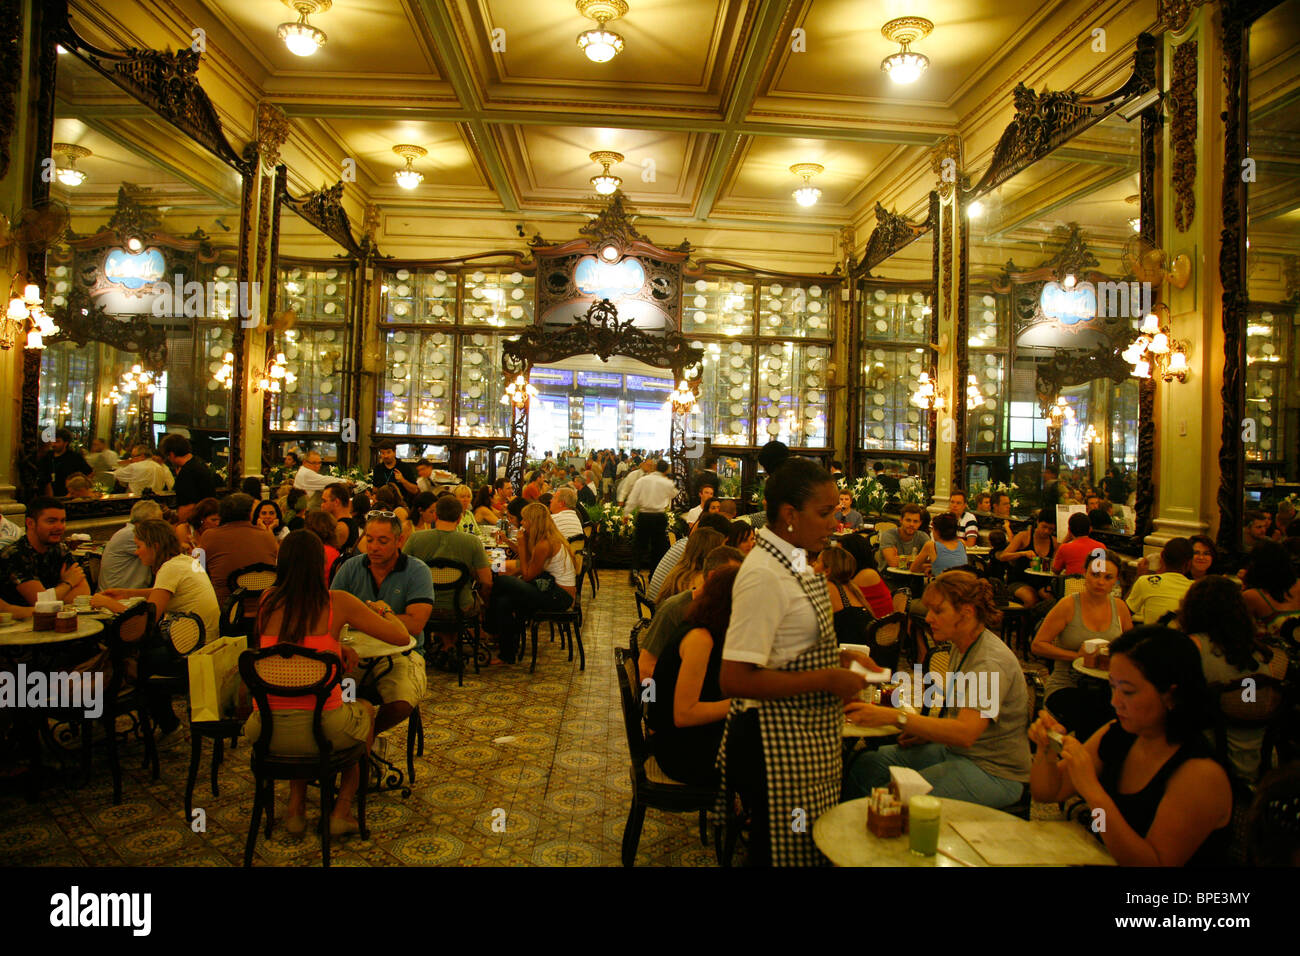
[1188,534,1217,580]
[253,499,289,542]
[1030,626,1232,866]
[1241,541,1300,639]
[303,510,341,584]
[284,488,308,532]
[242,530,407,837]
[913,512,967,574]
[1181,576,1286,781]
[724,520,754,555]
[659,528,726,601]
[834,533,893,618]
[409,491,437,532]
[645,564,739,786]
[283,450,302,470]
[815,547,873,648]
[472,485,500,526]
[188,497,220,545]
[718,457,878,866]
[998,510,1058,607]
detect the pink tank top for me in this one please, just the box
[257,605,341,711]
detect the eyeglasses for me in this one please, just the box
[366,510,397,520]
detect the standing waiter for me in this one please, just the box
[624,459,678,574]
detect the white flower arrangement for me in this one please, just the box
[847,475,890,516]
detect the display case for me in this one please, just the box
[270,258,354,436]
[856,279,934,453]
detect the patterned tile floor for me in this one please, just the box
[0,576,1061,866]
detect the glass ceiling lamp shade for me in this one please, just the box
[576,0,628,63]
[790,163,824,207]
[502,374,538,408]
[53,143,90,187]
[277,0,330,57]
[589,150,624,195]
[4,275,58,351]
[392,144,427,190]
[881,17,933,85]
[665,380,698,416]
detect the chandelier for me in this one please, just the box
[121,364,156,396]
[501,374,538,408]
[911,371,946,411]
[881,17,933,85]
[664,380,698,416]
[258,352,296,393]
[1046,395,1075,428]
[53,143,90,186]
[790,163,824,207]
[1120,307,1189,382]
[576,0,628,63]
[277,0,330,57]
[4,277,59,350]
[214,351,235,389]
[1083,423,1102,444]
[392,145,427,190]
[589,150,624,195]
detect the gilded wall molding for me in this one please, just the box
[277,172,366,259]
[1158,0,1195,31]
[255,102,289,169]
[928,135,962,200]
[1170,41,1198,232]
[859,203,932,275]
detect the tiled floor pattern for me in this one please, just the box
[0,577,1062,866]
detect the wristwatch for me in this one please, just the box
[896,712,909,728]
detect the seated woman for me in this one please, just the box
[1241,541,1300,641]
[724,520,754,556]
[833,533,893,619]
[242,530,408,837]
[92,518,223,739]
[188,497,220,546]
[372,484,409,528]
[1188,534,1218,581]
[1029,626,1233,866]
[816,547,875,650]
[1031,550,1130,737]
[998,510,1057,607]
[483,502,576,664]
[913,512,967,575]
[64,474,102,500]
[409,492,437,533]
[472,486,500,526]
[844,572,1030,807]
[304,510,341,584]
[452,485,478,534]
[657,528,725,601]
[645,564,738,787]
[253,499,291,542]
[1181,575,1286,783]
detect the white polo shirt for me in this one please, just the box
[722,527,822,670]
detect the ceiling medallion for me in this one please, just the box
[577,0,628,63]
[589,150,624,195]
[52,143,91,187]
[392,144,427,190]
[277,0,331,57]
[881,16,933,85]
[790,163,824,207]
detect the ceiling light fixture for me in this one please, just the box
[966,200,984,218]
[392,144,427,190]
[790,163,824,207]
[277,0,330,57]
[576,0,628,63]
[881,17,933,85]
[589,150,624,195]
[53,143,90,187]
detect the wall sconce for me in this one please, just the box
[964,374,984,411]
[214,352,235,389]
[501,374,538,408]
[911,371,946,411]
[1083,423,1101,445]
[257,352,296,393]
[4,276,59,350]
[1121,305,1189,383]
[121,364,156,396]
[1046,395,1075,428]
[664,380,698,416]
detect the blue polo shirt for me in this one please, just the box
[330,552,434,651]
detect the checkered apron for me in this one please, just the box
[714,534,842,866]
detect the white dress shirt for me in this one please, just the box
[617,468,644,503]
[294,464,340,492]
[624,472,678,513]
[722,528,821,670]
[110,459,174,494]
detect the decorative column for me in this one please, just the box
[1145,0,1227,550]
[927,135,964,511]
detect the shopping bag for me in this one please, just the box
[187,635,247,722]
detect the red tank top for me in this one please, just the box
[257,604,341,711]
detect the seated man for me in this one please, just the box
[0,497,90,606]
[201,493,280,624]
[99,499,164,590]
[331,513,433,735]
[877,503,930,569]
[1053,511,1105,575]
[682,482,716,526]
[548,486,585,540]
[947,489,979,545]
[638,546,743,681]
[648,512,733,602]
[1126,537,1194,624]
[403,495,492,667]
[832,490,863,530]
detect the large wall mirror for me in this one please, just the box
[31,14,250,499]
[1244,0,1300,506]
[850,202,936,485]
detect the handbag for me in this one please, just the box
[187,635,247,722]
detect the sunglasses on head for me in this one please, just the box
[366,510,397,520]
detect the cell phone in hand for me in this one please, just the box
[1047,730,1066,755]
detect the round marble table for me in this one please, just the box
[1071,657,1110,682]
[815,797,1022,867]
[340,626,416,659]
[0,616,105,647]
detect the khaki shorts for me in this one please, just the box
[360,652,426,709]
[242,701,374,755]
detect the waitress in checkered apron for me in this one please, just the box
[717,458,882,866]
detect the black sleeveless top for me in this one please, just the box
[1096,723,1230,865]
[831,582,873,647]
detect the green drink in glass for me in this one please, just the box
[908,795,941,856]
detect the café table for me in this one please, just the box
[814,796,1116,867]
[0,614,105,647]
[1071,657,1110,682]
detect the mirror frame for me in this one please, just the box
[962,33,1159,542]
[1219,0,1289,551]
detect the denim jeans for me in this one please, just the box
[844,742,1023,808]
[485,574,573,662]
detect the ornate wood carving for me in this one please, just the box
[954,198,970,490]
[1136,108,1161,541]
[0,0,20,181]
[278,175,366,259]
[501,298,703,488]
[1159,0,1194,31]
[45,286,167,371]
[1171,41,1198,232]
[1041,224,1100,279]
[1035,350,1135,408]
[106,185,163,238]
[971,33,1157,197]
[928,191,941,484]
[928,135,962,200]
[256,102,289,170]
[575,191,689,255]
[861,203,932,275]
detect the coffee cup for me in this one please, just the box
[0,612,13,626]
[73,595,91,608]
